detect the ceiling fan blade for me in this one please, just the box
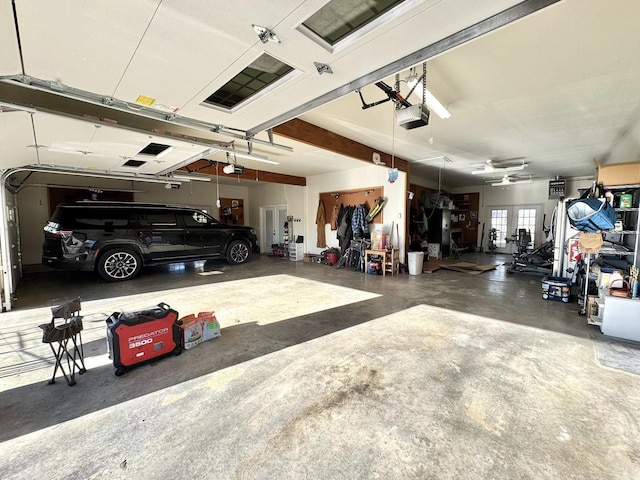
[500,163,528,172]
[471,162,528,175]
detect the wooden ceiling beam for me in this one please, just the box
[181,160,306,186]
[273,118,408,173]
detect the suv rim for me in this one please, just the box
[104,251,138,279]
[230,242,249,263]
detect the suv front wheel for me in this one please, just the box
[226,240,250,264]
[98,248,142,281]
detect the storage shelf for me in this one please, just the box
[587,316,603,326]
[599,249,635,256]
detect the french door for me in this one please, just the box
[260,205,288,253]
[486,205,542,254]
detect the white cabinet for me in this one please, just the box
[601,294,640,341]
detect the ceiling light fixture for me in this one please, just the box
[169,173,212,182]
[406,64,451,120]
[491,175,532,187]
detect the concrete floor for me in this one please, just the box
[1,253,639,479]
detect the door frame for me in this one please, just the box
[259,204,288,254]
[485,203,543,254]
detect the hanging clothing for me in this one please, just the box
[316,199,327,248]
[351,204,369,238]
[337,205,354,255]
[330,204,340,230]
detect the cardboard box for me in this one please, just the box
[597,161,640,187]
[179,314,203,349]
[199,311,221,341]
[587,295,599,318]
[179,312,220,349]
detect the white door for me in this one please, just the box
[486,205,542,254]
[260,205,287,253]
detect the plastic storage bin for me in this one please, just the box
[289,243,304,261]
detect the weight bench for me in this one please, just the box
[39,298,87,386]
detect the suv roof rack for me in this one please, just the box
[70,201,191,209]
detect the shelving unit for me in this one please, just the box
[584,188,640,337]
[283,216,292,259]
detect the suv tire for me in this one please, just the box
[226,240,250,264]
[98,248,142,281]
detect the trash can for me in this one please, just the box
[407,251,424,275]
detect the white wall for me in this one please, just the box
[16,173,250,265]
[607,117,640,165]
[306,165,408,260]
[452,178,593,246]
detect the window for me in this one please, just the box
[517,208,537,245]
[67,209,132,229]
[490,209,509,249]
[302,0,405,46]
[181,210,215,227]
[138,211,177,227]
[204,54,294,109]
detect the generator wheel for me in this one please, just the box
[115,367,126,377]
[173,347,182,356]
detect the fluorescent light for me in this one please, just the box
[407,79,451,120]
[170,173,211,182]
[217,147,279,165]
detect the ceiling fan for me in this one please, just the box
[488,174,533,186]
[471,158,528,175]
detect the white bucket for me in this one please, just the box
[407,251,424,275]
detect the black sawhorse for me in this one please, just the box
[39,298,87,386]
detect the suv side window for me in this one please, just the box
[180,210,214,228]
[67,208,132,229]
[138,211,177,227]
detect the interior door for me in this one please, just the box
[486,205,542,254]
[260,205,287,253]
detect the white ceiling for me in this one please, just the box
[0,0,639,188]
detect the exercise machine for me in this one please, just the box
[506,229,554,275]
[486,228,499,254]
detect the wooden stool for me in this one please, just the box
[365,248,399,276]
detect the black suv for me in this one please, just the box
[42,202,259,281]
